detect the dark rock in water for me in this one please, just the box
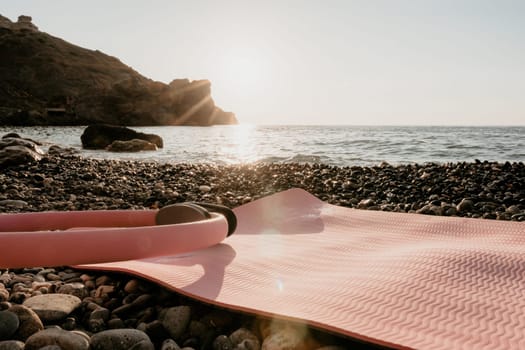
[81,124,163,149]
[0,17,237,126]
[2,132,21,139]
[106,139,158,152]
[1,132,42,145]
[47,144,78,156]
[0,136,44,168]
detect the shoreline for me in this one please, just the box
[1,153,524,221]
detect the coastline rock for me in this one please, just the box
[81,124,163,149]
[0,15,237,126]
[0,14,38,32]
[0,136,44,168]
[106,139,158,152]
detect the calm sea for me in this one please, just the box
[1,125,524,167]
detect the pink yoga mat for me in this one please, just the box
[77,189,524,349]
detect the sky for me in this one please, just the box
[2,0,524,125]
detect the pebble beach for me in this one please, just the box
[1,152,524,350]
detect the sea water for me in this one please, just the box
[1,125,523,167]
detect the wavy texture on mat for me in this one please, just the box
[78,189,525,350]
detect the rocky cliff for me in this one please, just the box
[0,15,237,126]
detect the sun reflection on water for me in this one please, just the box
[219,124,259,164]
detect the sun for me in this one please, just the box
[211,48,271,112]
[224,50,268,93]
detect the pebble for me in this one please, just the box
[0,310,19,340]
[199,185,212,193]
[160,306,192,340]
[57,282,89,299]
[0,287,9,302]
[0,199,28,208]
[95,285,115,298]
[261,327,310,350]
[8,304,44,341]
[0,340,25,350]
[23,294,81,322]
[89,329,154,350]
[357,198,375,209]
[124,279,142,294]
[212,335,233,349]
[161,338,182,350]
[24,327,90,350]
[457,198,474,213]
[230,328,260,349]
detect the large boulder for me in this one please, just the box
[80,124,163,149]
[0,133,44,168]
[106,139,157,152]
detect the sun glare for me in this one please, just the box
[223,52,268,93]
[219,124,258,163]
[211,48,272,119]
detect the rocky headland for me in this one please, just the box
[0,15,237,126]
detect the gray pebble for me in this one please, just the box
[199,185,212,193]
[23,294,81,322]
[0,302,11,311]
[457,198,474,213]
[0,310,19,340]
[107,318,125,329]
[261,328,306,350]
[90,307,110,322]
[8,304,44,341]
[0,287,9,303]
[57,282,89,299]
[0,340,25,350]
[230,328,260,350]
[124,279,143,294]
[89,329,153,350]
[62,317,77,331]
[129,340,156,350]
[161,338,182,350]
[0,200,28,208]
[213,334,233,350]
[25,327,90,350]
[35,346,62,350]
[160,306,191,340]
